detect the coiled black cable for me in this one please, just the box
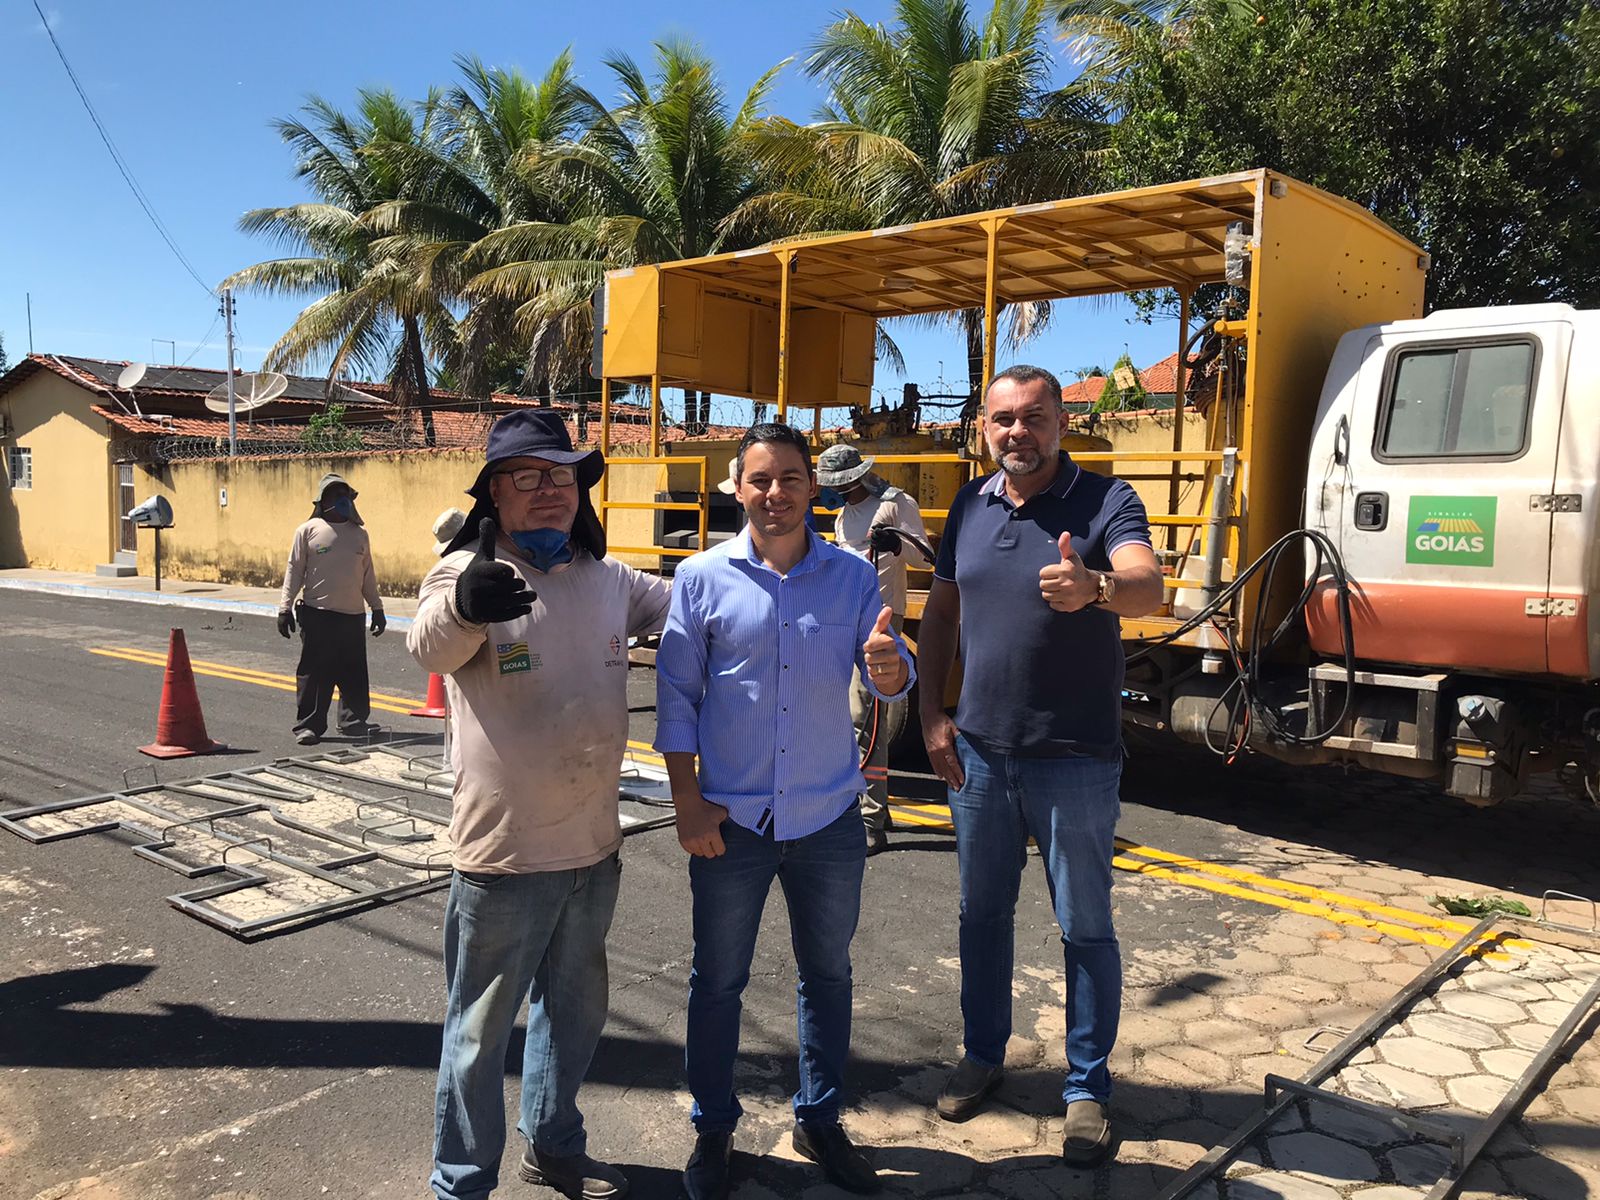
[1126,528,1357,752]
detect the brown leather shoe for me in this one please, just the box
[1061,1099,1112,1165]
[936,1055,1004,1122]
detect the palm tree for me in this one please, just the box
[735,0,1106,402]
[223,91,460,444]
[359,53,602,400]
[462,40,787,432]
[1052,0,1259,104]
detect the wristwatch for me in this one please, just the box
[1093,570,1116,606]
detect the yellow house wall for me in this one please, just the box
[0,373,115,570]
[1077,409,1210,520]
[119,412,1207,596]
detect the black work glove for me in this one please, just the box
[277,609,296,638]
[454,517,537,625]
[869,525,903,555]
[370,610,386,637]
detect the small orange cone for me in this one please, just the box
[139,629,224,758]
[410,672,449,719]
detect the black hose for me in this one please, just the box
[1127,528,1357,751]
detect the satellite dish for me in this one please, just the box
[204,371,290,413]
[117,362,148,390]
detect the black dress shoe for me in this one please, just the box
[682,1130,732,1200]
[791,1121,879,1194]
[936,1055,1004,1122]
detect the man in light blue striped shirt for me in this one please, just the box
[656,423,913,1200]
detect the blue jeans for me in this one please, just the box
[686,804,866,1131]
[949,735,1122,1104]
[431,854,621,1200]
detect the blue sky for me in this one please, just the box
[1,0,1182,411]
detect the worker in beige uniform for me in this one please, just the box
[815,444,933,853]
[409,409,671,1200]
[277,472,384,745]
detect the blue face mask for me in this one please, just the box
[818,487,845,509]
[510,528,574,572]
[327,497,355,519]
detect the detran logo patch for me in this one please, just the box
[1405,496,1496,567]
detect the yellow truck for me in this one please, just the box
[596,169,1599,807]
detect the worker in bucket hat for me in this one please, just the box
[276,472,385,745]
[408,408,671,1200]
[815,443,933,854]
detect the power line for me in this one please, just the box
[31,0,215,298]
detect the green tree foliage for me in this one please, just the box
[1093,351,1147,411]
[743,0,1106,397]
[299,403,365,453]
[222,91,461,443]
[1097,0,1600,309]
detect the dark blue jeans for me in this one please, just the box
[949,735,1122,1104]
[686,804,866,1131]
[430,855,621,1200]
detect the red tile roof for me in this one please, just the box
[93,406,289,441]
[1061,375,1109,407]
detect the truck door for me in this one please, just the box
[1313,317,1569,674]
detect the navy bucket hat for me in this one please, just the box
[442,409,608,557]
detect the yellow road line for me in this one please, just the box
[885,797,1503,954]
[98,646,425,709]
[1113,837,1476,937]
[89,648,419,717]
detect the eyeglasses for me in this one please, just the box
[494,465,578,491]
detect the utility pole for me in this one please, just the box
[26,293,34,355]
[222,289,238,457]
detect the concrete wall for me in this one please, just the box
[123,411,1208,599]
[1069,408,1210,520]
[0,373,115,570]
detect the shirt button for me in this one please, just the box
[783,664,790,670]
[783,621,789,628]
[782,706,788,712]
[780,748,786,753]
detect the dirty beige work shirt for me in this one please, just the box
[279,518,382,616]
[835,488,930,616]
[408,543,672,873]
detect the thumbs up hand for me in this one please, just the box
[862,604,907,693]
[1039,530,1097,613]
[454,517,538,625]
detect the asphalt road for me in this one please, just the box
[3,588,1597,1200]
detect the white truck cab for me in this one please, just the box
[1301,304,1600,799]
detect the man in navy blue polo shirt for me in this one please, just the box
[916,365,1162,1164]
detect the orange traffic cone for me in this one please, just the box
[139,629,224,758]
[410,672,449,718]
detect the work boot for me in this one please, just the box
[518,1145,630,1199]
[294,729,320,746]
[936,1055,1003,1122]
[1061,1099,1112,1166]
[339,720,381,738]
[682,1130,733,1200]
[866,828,889,856]
[791,1121,879,1194]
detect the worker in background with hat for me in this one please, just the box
[409,409,670,1200]
[816,443,933,854]
[433,507,468,557]
[276,472,384,745]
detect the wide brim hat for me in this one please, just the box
[309,472,363,525]
[715,456,739,496]
[444,409,607,557]
[432,507,467,556]
[815,444,875,488]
